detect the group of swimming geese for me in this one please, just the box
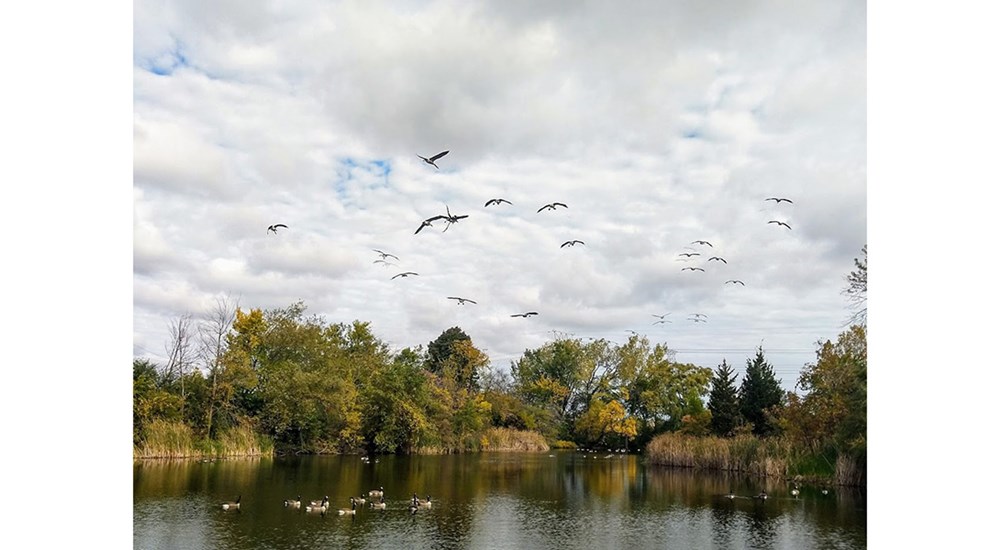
[220,487,433,515]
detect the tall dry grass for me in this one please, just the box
[645,433,791,478]
[133,420,273,459]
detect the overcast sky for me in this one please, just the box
[132,0,866,391]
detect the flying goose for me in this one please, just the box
[448,296,477,305]
[392,272,419,279]
[691,240,713,247]
[561,240,585,248]
[652,319,672,325]
[725,280,745,286]
[708,256,727,263]
[417,150,449,169]
[415,215,447,234]
[537,202,568,212]
[690,313,707,318]
[373,249,399,260]
[681,267,705,272]
[652,313,671,319]
[267,224,287,234]
[765,197,793,204]
[511,312,539,318]
[484,198,512,207]
[768,220,792,230]
[678,253,700,258]
[221,496,241,510]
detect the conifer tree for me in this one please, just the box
[708,359,741,436]
[739,347,784,436]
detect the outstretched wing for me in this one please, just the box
[429,150,449,162]
[274,224,287,229]
[553,202,568,208]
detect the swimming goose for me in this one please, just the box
[353,495,367,505]
[756,490,768,500]
[370,496,387,510]
[221,496,241,510]
[337,497,357,516]
[412,494,432,508]
[791,487,800,498]
[284,495,301,508]
[368,486,385,498]
[306,496,329,513]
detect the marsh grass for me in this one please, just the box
[481,428,550,451]
[646,433,840,480]
[134,420,273,459]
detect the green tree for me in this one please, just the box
[361,347,433,453]
[708,360,741,437]
[739,347,784,436]
[789,325,867,454]
[426,327,483,391]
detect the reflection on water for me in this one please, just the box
[134,452,865,550]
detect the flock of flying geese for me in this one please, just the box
[220,487,434,516]
[265,149,795,328]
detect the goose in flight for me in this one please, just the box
[765,197,794,204]
[651,313,671,319]
[682,267,705,272]
[511,311,539,318]
[484,198,512,207]
[691,240,713,247]
[415,215,447,234]
[678,252,700,258]
[373,249,399,260]
[447,296,477,305]
[267,224,288,234]
[441,205,469,230]
[690,313,707,318]
[561,240,585,248]
[392,272,419,279]
[689,317,708,323]
[417,150,449,169]
[708,256,727,264]
[373,259,397,267]
[652,319,672,325]
[768,220,792,230]
[537,202,568,212]
[725,280,745,286]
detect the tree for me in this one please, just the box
[739,347,784,436]
[164,313,195,416]
[789,325,867,454]
[198,294,238,439]
[708,360,741,437]
[843,244,867,327]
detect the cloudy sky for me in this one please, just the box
[132,0,866,391]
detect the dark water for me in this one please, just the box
[133,451,866,549]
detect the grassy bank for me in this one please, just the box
[480,428,550,452]
[645,432,865,487]
[133,420,274,459]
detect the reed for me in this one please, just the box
[134,419,273,459]
[835,453,866,486]
[481,428,550,452]
[645,433,791,478]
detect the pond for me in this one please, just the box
[133,451,866,549]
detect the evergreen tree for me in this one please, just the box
[739,347,784,436]
[708,359,741,436]
[426,327,471,374]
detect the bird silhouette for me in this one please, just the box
[415,215,447,234]
[690,313,707,318]
[484,198,512,207]
[267,224,288,234]
[561,240,585,248]
[765,197,794,204]
[708,256,727,263]
[440,205,469,231]
[651,313,671,319]
[689,317,708,323]
[373,249,399,260]
[678,252,700,258]
[725,280,746,286]
[652,319,672,325]
[373,259,397,267]
[691,240,713,247]
[537,202,568,212]
[511,312,539,318]
[768,220,792,230]
[681,267,705,272]
[417,150,449,169]
[392,272,419,279]
[447,296,477,305]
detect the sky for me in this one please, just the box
[131,0,867,392]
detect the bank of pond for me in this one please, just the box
[134,422,864,488]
